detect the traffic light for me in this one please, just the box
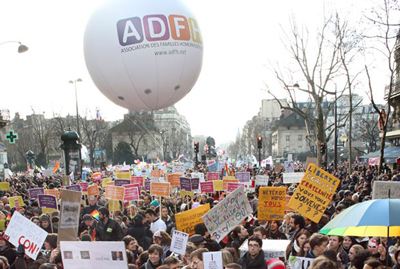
[194,141,199,153]
[320,142,326,155]
[257,137,262,149]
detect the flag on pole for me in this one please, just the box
[53,161,60,173]
[96,108,103,123]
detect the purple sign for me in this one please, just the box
[191,178,200,190]
[200,182,214,193]
[145,181,151,192]
[28,188,45,200]
[115,179,131,186]
[65,185,81,192]
[38,194,57,210]
[235,172,251,183]
[180,177,192,191]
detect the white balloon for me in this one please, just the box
[84,0,203,111]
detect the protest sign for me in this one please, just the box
[87,185,99,197]
[200,182,214,193]
[58,190,81,243]
[106,181,115,186]
[105,186,125,200]
[218,162,226,172]
[202,186,252,242]
[235,172,250,183]
[109,200,120,211]
[116,172,130,180]
[207,172,219,181]
[274,162,282,172]
[170,230,189,255]
[283,172,305,184]
[145,181,151,192]
[167,174,181,187]
[191,178,200,190]
[255,175,269,186]
[173,163,185,174]
[288,164,339,223]
[66,185,82,192]
[62,176,70,186]
[239,239,291,261]
[222,179,238,191]
[288,256,314,269]
[38,194,58,213]
[227,183,244,193]
[180,190,194,197]
[114,179,130,186]
[102,177,112,187]
[207,162,218,172]
[175,204,210,235]
[4,211,47,260]
[79,182,89,193]
[258,187,286,221]
[372,181,400,199]
[60,241,128,269]
[124,185,140,201]
[131,176,144,186]
[0,182,9,191]
[180,177,192,191]
[203,252,223,269]
[9,196,24,208]
[150,182,170,197]
[191,172,204,182]
[151,170,163,178]
[284,161,294,173]
[82,172,87,182]
[213,180,223,191]
[207,160,216,166]
[44,189,59,199]
[28,188,45,200]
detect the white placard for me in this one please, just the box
[191,172,205,182]
[170,230,189,255]
[255,175,269,186]
[283,172,305,184]
[288,256,314,269]
[60,201,80,229]
[239,239,291,261]
[173,163,185,174]
[4,211,48,260]
[372,181,400,199]
[60,241,128,269]
[203,251,223,269]
[284,161,294,173]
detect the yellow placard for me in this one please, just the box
[0,182,10,191]
[0,220,5,231]
[222,179,238,191]
[108,199,120,211]
[180,190,194,197]
[87,185,99,197]
[288,164,340,223]
[150,182,170,197]
[105,186,125,200]
[223,176,236,180]
[9,196,24,208]
[258,187,286,221]
[116,172,130,180]
[167,174,181,187]
[42,208,58,213]
[102,177,112,187]
[213,180,223,191]
[175,204,210,235]
[45,189,59,199]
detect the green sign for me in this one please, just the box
[5,130,18,144]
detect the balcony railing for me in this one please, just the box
[384,80,400,100]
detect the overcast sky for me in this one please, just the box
[0,0,389,147]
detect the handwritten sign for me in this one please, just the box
[255,175,269,186]
[287,164,339,223]
[170,230,189,256]
[200,182,214,193]
[207,172,219,181]
[372,181,400,199]
[289,256,314,269]
[4,212,48,260]
[108,199,120,211]
[203,252,223,269]
[284,161,294,173]
[87,185,99,197]
[150,182,170,197]
[105,186,125,200]
[191,172,204,182]
[175,204,210,236]
[173,163,185,174]
[202,186,252,242]
[235,172,251,183]
[283,172,305,184]
[28,188,45,200]
[258,187,286,221]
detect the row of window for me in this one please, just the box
[286,135,303,142]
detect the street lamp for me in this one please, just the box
[69,78,83,140]
[0,41,29,53]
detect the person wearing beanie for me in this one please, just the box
[266,259,285,269]
[149,200,160,210]
[39,214,57,233]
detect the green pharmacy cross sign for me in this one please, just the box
[5,130,18,144]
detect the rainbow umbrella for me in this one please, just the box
[319,199,400,237]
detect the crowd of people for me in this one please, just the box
[0,161,398,269]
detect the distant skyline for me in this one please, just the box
[0,0,388,148]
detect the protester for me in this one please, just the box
[123,235,143,265]
[145,209,167,233]
[190,248,209,269]
[139,244,163,269]
[95,207,124,241]
[237,235,267,269]
[305,233,329,259]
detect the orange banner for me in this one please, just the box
[150,182,170,196]
[87,185,99,197]
[167,174,181,186]
[105,186,125,200]
[45,189,59,199]
[151,170,163,178]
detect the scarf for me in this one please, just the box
[294,239,301,253]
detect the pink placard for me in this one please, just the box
[124,186,140,201]
[200,181,214,193]
[227,182,245,193]
[79,182,89,192]
[207,172,219,181]
[131,176,144,186]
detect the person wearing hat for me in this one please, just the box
[78,214,97,238]
[338,190,355,208]
[149,200,160,211]
[40,214,57,233]
[189,234,207,249]
[81,196,100,217]
[126,214,154,251]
